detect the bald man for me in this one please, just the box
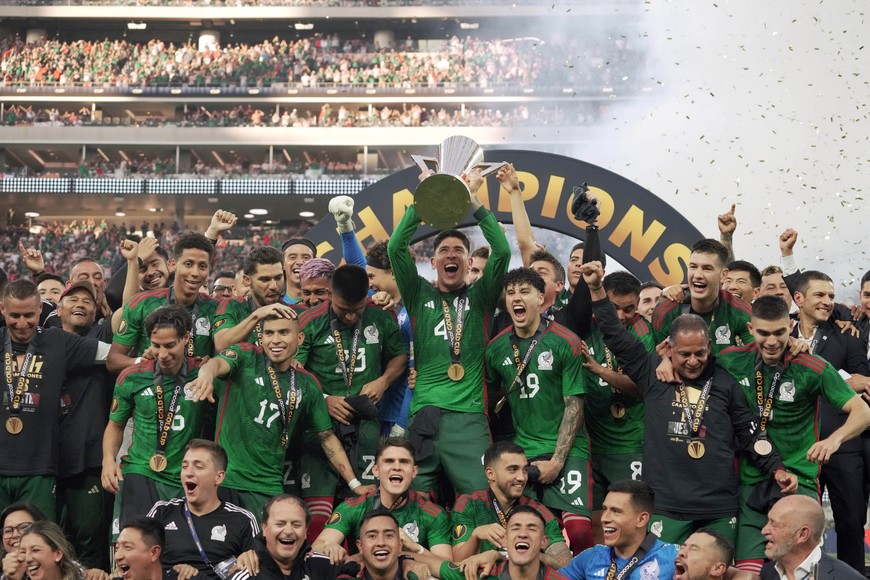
[760,495,863,580]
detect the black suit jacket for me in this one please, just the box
[790,319,870,452]
[761,552,865,579]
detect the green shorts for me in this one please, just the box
[525,456,592,517]
[735,483,817,561]
[648,513,737,546]
[591,452,643,510]
[410,411,490,497]
[0,475,56,521]
[220,487,271,520]
[111,474,181,542]
[300,418,380,497]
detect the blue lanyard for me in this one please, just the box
[183,500,213,567]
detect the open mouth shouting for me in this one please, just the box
[117,563,132,579]
[673,559,687,579]
[184,479,198,499]
[511,303,527,323]
[371,547,391,562]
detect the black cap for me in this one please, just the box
[281,238,317,257]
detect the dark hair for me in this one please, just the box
[365,241,391,271]
[861,270,870,287]
[471,246,490,260]
[670,313,708,340]
[529,250,566,284]
[503,267,545,295]
[506,504,546,527]
[795,270,833,297]
[760,265,783,279]
[726,260,762,288]
[144,304,192,339]
[375,437,416,463]
[606,479,654,514]
[261,494,311,527]
[173,232,215,260]
[1,502,49,555]
[359,510,400,533]
[433,229,470,253]
[484,440,526,468]
[120,516,165,549]
[331,264,369,304]
[0,268,7,295]
[36,272,65,286]
[185,439,228,472]
[569,241,606,268]
[690,239,728,267]
[603,271,641,297]
[243,246,284,276]
[261,313,299,328]
[752,295,790,321]
[695,527,735,566]
[212,271,236,287]
[2,279,39,302]
[640,280,663,292]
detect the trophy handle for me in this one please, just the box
[475,161,508,177]
[411,155,438,173]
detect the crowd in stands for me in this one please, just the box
[0,34,645,90]
[2,103,601,129]
[0,0,570,9]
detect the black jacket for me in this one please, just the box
[760,552,864,580]
[228,539,358,580]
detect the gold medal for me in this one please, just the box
[687,440,705,459]
[610,403,626,419]
[5,416,23,435]
[753,439,773,456]
[448,363,465,381]
[494,396,508,413]
[149,454,168,472]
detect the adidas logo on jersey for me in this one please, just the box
[140,388,155,397]
[571,498,584,507]
[255,377,264,387]
[87,485,100,494]
[502,357,513,366]
[165,522,178,531]
[324,336,335,344]
[739,377,750,387]
[425,300,435,310]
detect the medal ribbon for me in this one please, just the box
[495,321,547,410]
[153,358,188,458]
[265,361,297,448]
[754,354,788,437]
[603,344,625,407]
[488,489,510,528]
[440,291,467,366]
[182,500,215,569]
[169,287,199,357]
[331,314,361,396]
[249,297,263,347]
[3,332,38,417]
[677,376,713,440]
[605,532,658,580]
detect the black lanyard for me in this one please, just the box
[3,332,38,417]
[488,489,510,528]
[331,312,362,396]
[605,532,657,580]
[265,360,297,448]
[248,297,263,346]
[169,287,199,357]
[754,355,788,437]
[153,359,188,457]
[440,290,468,365]
[677,376,713,439]
[183,500,214,568]
[495,321,546,412]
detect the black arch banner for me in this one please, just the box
[307,149,703,286]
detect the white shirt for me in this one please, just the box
[773,545,822,580]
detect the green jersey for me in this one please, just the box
[109,357,205,487]
[325,489,451,548]
[450,489,563,553]
[583,318,654,455]
[214,344,332,495]
[387,205,510,414]
[296,301,405,396]
[114,288,221,357]
[717,346,857,489]
[651,289,753,355]
[554,288,571,311]
[484,322,590,459]
[213,298,307,347]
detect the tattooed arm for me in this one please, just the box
[541,540,573,570]
[317,430,375,495]
[530,395,584,485]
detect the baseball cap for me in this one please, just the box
[59,280,97,302]
[281,238,317,257]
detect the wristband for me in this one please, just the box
[349,478,362,491]
[134,357,143,364]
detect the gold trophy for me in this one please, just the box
[411,136,506,229]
